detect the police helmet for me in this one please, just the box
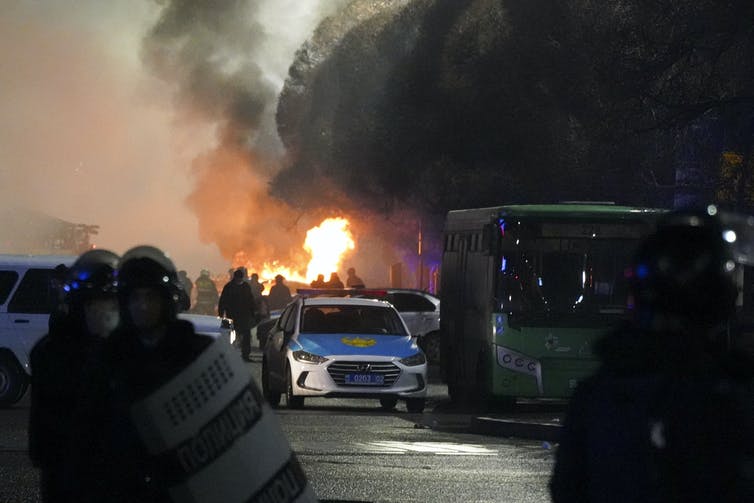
[630,208,738,327]
[65,249,119,304]
[118,245,183,308]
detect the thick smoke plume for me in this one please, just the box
[141,0,352,279]
[140,0,754,285]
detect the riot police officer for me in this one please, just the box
[550,208,754,502]
[76,246,213,502]
[29,249,120,502]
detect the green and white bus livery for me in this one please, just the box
[439,203,666,405]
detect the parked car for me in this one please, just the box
[0,253,235,407]
[378,289,441,365]
[290,288,442,364]
[0,254,76,406]
[261,295,427,412]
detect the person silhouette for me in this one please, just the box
[346,267,365,289]
[550,208,754,502]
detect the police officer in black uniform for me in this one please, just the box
[29,249,120,502]
[550,209,754,502]
[75,246,213,502]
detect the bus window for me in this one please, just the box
[498,238,637,317]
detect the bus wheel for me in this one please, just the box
[472,350,493,409]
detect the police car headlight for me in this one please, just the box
[399,352,426,366]
[292,350,328,364]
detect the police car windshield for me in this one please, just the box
[301,305,407,335]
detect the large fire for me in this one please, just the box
[303,217,355,281]
[234,217,355,288]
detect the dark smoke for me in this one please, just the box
[141,0,350,276]
[142,0,274,150]
[274,0,754,231]
[141,0,754,282]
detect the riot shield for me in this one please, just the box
[131,337,318,503]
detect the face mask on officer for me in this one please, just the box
[84,296,120,338]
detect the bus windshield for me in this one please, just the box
[497,229,643,320]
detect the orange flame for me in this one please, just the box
[304,217,355,281]
[234,217,355,288]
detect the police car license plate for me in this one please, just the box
[345,373,384,385]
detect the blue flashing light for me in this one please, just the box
[63,285,71,292]
[501,257,507,272]
[537,277,543,287]
[77,271,91,281]
[498,218,506,236]
[636,264,650,279]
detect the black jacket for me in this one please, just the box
[550,326,754,503]
[29,316,102,471]
[74,319,212,502]
[267,283,292,311]
[218,280,256,328]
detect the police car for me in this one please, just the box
[261,296,427,413]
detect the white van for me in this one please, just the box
[0,254,76,406]
[0,254,235,407]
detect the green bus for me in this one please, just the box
[439,203,667,404]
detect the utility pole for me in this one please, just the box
[418,219,423,290]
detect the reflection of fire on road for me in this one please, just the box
[235,217,355,288]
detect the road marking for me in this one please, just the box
[355,441,497,455]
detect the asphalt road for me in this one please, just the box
[0,347,560,502]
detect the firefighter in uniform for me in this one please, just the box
[29,249,120,502]
[193,269,219,315]
[550,209,754,502]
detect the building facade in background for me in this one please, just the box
[0,208,98,255]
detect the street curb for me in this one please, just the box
[469,417,562,441]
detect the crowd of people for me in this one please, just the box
[178,265,366,318]
[309,267,365,289]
